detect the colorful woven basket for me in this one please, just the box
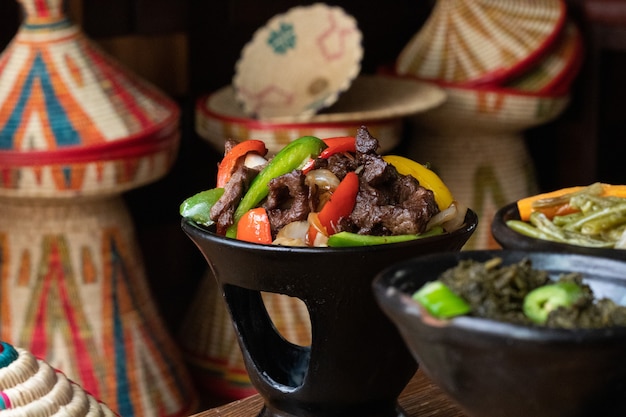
[0,1,198,416]
[504,20,583,95]
[0,340,118,416]
[196,75,446,155]
[395,0,567,86]
[0,0,180,198]
[233,3,363,119]
[407,85,570,249]
[0,196,199,417]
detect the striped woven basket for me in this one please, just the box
[0,195,199,416]
[196,75,446,156]
[0,2,198,415]
[395,0,567,86]
[0,0,180,198]
[407,84,570,250]
[0,340,118,416]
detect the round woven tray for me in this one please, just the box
[196,75,446,155]
[233,3,363,119]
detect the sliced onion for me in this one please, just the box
[244,153,268,169]
[273,221,309,246]
[442,201,468,233]
[305,169,340,191]
[426,201,468,233]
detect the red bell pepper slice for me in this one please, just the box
[302,136,356,174]
[217,140,268,187]
[307,171,359,245]
[237,207,272,244]
[319,136,356,158]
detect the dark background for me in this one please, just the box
[1,0,625,337]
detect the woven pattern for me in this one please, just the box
[0,341,118,416]
[196,76,447,155]
[407,87,569,249]
[233,3,363,119]
[396,0,566,85]
[0,197,199,417]
[0,0,180,197]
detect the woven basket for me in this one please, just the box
[407,84,569,249]
[395,0,567,86]
[0,0,180,198]
[0,196,199,416]
[233,3,363,119]
[0,341,118,416]
[196,75,446,155]
[179,270,312,401]
[504,20,583,95]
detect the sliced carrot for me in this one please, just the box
[517,184,626,221]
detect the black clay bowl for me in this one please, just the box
[181,209,477,417]
[492,202,626,261]
[373,250,626,417]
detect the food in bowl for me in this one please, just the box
[180,126,468,247]
[504,182,626,249]
[412,256,626,328]
[372,250,626,417]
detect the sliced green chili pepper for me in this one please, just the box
[226,136,327,238]
[327,226,445,247]
[180,188,225,226]
[412,281,471,319]
[523,281,584,324]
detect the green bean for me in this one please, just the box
[564,203,626,232]
[580,208,626,235]
[505,220,556,242]
[530,212,612,247]
[552,212,584,227]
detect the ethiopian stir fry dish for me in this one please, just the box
[181,126,467,247]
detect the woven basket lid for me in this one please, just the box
[0,0,180,198]
[395,0,567,86]
[233,3,363,119]
[0,341,118,416]
[503,20,583,95]
[196,74,446,154]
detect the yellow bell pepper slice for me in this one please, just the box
[383,155,454,210]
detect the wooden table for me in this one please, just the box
[192,369,467,416]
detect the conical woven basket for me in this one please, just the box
[0,341,118,416]
[396,0,567,86]
[0,195,199,416]
[407,84,570,249]
[0,0,180,198]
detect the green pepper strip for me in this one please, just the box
[180,188,225,226]
[327,226,445,247]
[412,281,471,319]
[226,136,327,238]
[523,281,584,324]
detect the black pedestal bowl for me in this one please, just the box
[181,209,477,417]
[373,250,626,417]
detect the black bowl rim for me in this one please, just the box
[491,202,626,260]
[181,208,478,254]
[373,249,626,342]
